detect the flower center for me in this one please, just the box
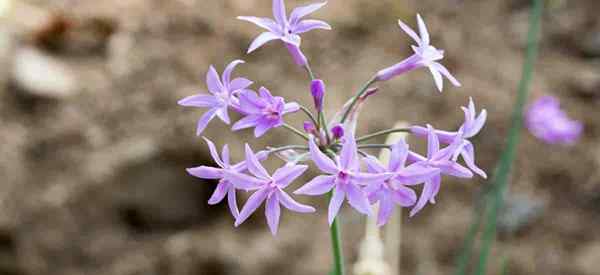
[264,106,281,120]
[337,171,350,183]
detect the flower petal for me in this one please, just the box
[416,14,430,45]
[232,114,261,131]
[186,166,223,179]
[202,136,224,167]
[221,144,230,167]
[283,102,300,114]
[272,0,287,26]
[195,108,218,136]
[426,125,440,159]
[215,106,231,124]
[389,139,409,171]
[345,183,372,216]
[294,175,336,195]
[277,190,315,213]
[377,193,394,226]
[309,138,338,174]
[229,77,253,92]
[438,161,473,178]
[432,62,461,88]
[224,170,265,190]
[289,1,327,24]
[460,142,487,178]
[244,144,271,179]
[206,65,224,94]
[339,132,357,170]
[247,32,281,53]
[328,185,346,225]
[235,187,270,226]
[362,155,387,174]
[227,188,239,218]
[237,16,281,33]
[208,181,229,205]
[265,194,281,235]
[253,119,277,137]
[409,175,439,217]
[428,65,444,92]
[178,94,219,108]
[398,18,422,45]
[222,60,244,88]
[292,19,331,34]
[391,185,417,207]
[272,164,308,188]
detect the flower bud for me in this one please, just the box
[303,121,316,134]
[311,79,325,112]
[331,124,344,139]
[285,43,308,67]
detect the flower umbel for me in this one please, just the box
[526,96,582,145]
[376,14,460,92]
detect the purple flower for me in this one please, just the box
[185,138,268,218]
[311,79,326,112]
[526,96,583,145]
[224,144,315,235]
[295,133,390,225]
[178,60,253,135]
[362,140,439,226]
[411,97,487,178]
[238,0,331,64]
[331,124,344,139]
[232,87,300,137]
[408,125,473,217]
[376,14,460,92]
[303,121,317,134]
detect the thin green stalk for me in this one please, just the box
[356,128,411,143]
[340,76,378,124]
[453,207,483,275]
[329,191,345,275]
[300,105,320,130]
[267,145,309,154]
[356,144,391,150]
[282,123,310,141]
[305,64,316,80]
[474,1,543,274]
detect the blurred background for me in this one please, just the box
[0,0,599,274]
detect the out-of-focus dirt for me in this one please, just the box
[1,0,599,274]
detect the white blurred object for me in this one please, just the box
[0,0,11,19]
[353,122,409,275]
[12,47,78,98]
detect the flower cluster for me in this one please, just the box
[180,0,486,235]
[525,96,582,145]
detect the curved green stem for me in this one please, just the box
[356,128,411,143]
[267,145,309,154]
[300,105,320,130]
[282,123,310,141]
[356,144,391,150]
[340,76,378,124]
[328,192,345,275]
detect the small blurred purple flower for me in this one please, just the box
[376,14,460,92]
[232,87,300,137]
[331,124,344,139]
[362,139,439,226]
[303,121,317,134]
[408,125,473,217]
[238,0,331,65]
[225,144,315,235]
[526,96,583,145]
[185,138,269,218]
[311,79,326,112]
[295,133,390,225]
[178,60,253,135]
[411,97,487,178]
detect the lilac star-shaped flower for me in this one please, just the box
[525,96,583,145]
[376,14,460,92]
[411,97,487,178]
[225,144,315,235]
[185,137,268,218]
[362,139,439,226]
[408,125,473,216]
[295,133,390,225]
[178,60,253,135]
[232,87,300,137]
[238,0,331,54]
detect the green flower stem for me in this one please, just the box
[300,105,320,131]
[282,123,310,141]
[267,145,309,154]
[328,191,345,275]
[356,128,411,143]
[474,1,543,274]
[340,76,378,124]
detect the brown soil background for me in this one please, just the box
[1,0,600,274]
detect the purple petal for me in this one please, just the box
[224,170,265,190]
[294,175,336,195]
[195,108,218,136]
[362,156,387,174]
[221,144,230,166]
[428,65,444,92]
[232,115,261,131]
[215,106,230,124]
[289,1,327,24]
[238,90,266,113]
[398,18,421,45]
[229,77,253,92]
[416,14,429,45]
[259,86,274,99]
[391,185,417,207]
[235,187,270,226]
[272,0,287,26]
[432,62,461,88]
[206,65,224,94]
[265,194,281,235]
[459,143,487,179]
[222,60,244,88]
[352,172,391,185]
[227,188,239,218]
[339,133,357,170]
[292,19,331,34]
[426,125,440,159]
[377,193,394,226]
[237,16,281,33]
[203,137,224,167]
[248,32,281,53]
[186,166,223,179]
[277,190,315,213]
[438,161,473,178]
[389,139,409,171]
[394,164,440,185]
[308,138,338,174]
[283,102,300,114]
[409,175,440,217]
[345,183,373,216]
[272,164,308,188]
[178,94,219,108]
[208,181,229,205]
[253,119,277,137]
[245,144,271,179]
[328,185,346,225]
